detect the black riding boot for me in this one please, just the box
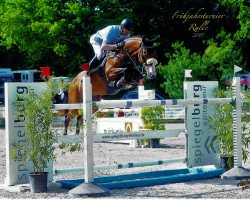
[89,55,100,70]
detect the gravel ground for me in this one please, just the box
[1,124,250,199]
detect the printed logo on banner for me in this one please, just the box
[5,82,52,186]
[185,81,220,167]
[125,122,133,132]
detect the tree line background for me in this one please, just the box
[0,0,249,98]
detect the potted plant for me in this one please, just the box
[141,106,165,148]
[12,79,57,193]
[209,88,250,171]
[209,103,234,170]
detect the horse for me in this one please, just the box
[64,36,158,135]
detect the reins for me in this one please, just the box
[122,42,155,77]
[123,48,143,75]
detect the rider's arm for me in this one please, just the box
[100,40,118,51]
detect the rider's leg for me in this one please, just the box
[89,36,102,70]
[89,55,100,70]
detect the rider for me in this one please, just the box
[89,18,134,72]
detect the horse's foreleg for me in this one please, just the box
[64,111,70,135]
[76,114,83,135]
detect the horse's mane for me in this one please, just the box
[125,36,142,42]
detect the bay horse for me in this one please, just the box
[64,36,158,135]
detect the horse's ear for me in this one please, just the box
[142,35,157,47]
[144,37,158,44]
[149,37,158,43]
[142,35,146,44]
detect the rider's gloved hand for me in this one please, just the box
[116,41,125,49]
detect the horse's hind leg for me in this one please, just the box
[76,114,83,134]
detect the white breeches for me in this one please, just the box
[90,35,103,60]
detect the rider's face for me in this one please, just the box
[122,28,130,35]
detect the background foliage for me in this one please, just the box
[0,0,249,98]
[141,106,165,130]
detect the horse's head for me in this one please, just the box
[137,36,158,79]
[124,36,158,80]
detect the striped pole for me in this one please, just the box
[95,98,232,109]
[221,76,250,179]
[55,158,186,175]
[52,99,232,110]
[232,77,242,167]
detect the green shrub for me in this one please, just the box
[141,106,165,130]
[11,79,57,173]
[209,88,250,165]
[140,106,165,145]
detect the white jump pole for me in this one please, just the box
[82,75,94,183]
[221,66,250,179]
[68,75,110,196]
[95,98,232,109]
[233,76,243,167]
[184,69,192,165]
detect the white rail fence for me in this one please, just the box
[4,76,248,195]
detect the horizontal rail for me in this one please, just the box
[95,98,233,109]
[98,108,140,113]
[57,129,185,144]
[52,103,83,110]
[51,97,243,110]
[95,129,185,143]
[54,157,186,175]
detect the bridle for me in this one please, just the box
[122,42,157,79]
[123,48,142,75]
[140,43,155,62]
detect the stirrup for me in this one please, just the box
[116,76,126,87]
[108,77,125,89]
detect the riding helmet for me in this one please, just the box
[121,18,134,31]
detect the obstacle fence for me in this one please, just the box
[53,83,189,175]
[4,74,249,196]
[57,76,245,196]
[53,82,222,175]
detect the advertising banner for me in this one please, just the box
[185,81,220,167]
[5,82,53,185]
